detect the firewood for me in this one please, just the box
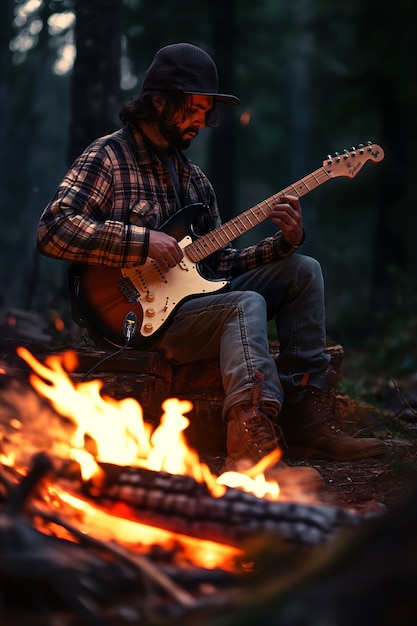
[81,462,364,548]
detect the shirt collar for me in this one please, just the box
[126,124,192,172]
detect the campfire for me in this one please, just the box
[0,346,365,624]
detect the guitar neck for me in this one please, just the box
[186,165,330,263]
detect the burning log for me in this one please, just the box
[0,449,367,626]
[0,453,244,622]
[0,453,137,624]
[82,462,363,548]
[1,450,416,626]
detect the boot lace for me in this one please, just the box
[309,388,341,433]
[239,368,282,457]
[242,408,280,456]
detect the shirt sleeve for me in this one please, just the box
[37,143,149,267]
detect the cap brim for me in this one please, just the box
[184,91,240,105]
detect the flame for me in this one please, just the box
[0,451,15,466]
[16,346,281,501]
[47,485,242,570]
[11,346,288,570]
[218,469,280,500]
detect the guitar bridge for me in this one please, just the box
[117,276,141,303]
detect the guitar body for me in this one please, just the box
[74,203,229,348]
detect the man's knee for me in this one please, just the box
[287,254,324,287]
[235,290,267,316]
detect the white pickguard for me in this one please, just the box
[121,236,228,337]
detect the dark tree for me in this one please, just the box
[350,0,417,315]
[67,0,123,164]
[207,0,239,220]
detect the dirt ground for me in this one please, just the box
[200,376,417,515]
[203,441,417,515]
[285,382,417,514]
[304,450,417,513]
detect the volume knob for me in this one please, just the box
[146,293,155,302]
[143,323,153,333]
[146,308,155,317]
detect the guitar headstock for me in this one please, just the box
[324,141,384,179]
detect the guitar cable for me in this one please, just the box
[81,311,137,382]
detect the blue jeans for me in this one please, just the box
[154,254,330,417]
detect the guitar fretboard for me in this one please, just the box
[186,165,331,263]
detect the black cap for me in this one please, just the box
[142,43,240,106]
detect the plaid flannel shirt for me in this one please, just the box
[37,126,296,278]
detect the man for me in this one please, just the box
[37,43,386,487]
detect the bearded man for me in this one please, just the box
[37,43,386,490]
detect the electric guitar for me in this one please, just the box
[72,142,384,348]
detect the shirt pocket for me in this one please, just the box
[129,200,162,229]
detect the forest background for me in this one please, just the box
[1,0,416,379]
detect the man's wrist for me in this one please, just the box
[281,229,306,253]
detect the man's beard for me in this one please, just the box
[157,116,198,150]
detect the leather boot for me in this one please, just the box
[222,402,324,492]
[279,386,387,461]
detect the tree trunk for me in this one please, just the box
[67,0,123,164]
[207,0,239,221]
[286,0,315,243]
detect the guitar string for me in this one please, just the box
[188,166,331,262]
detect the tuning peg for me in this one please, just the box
[358,143,364,154]
[343,149,349,159]
[366,140,373,150]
